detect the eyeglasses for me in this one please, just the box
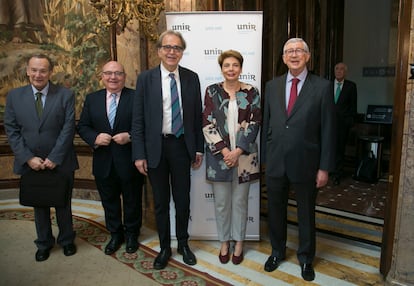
[161,45,184,52]
[102,71,125,77]
[284,48,307,56]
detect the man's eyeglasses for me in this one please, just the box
[161,45,184,52]
[284,48,307,56]
[102,71,125,77]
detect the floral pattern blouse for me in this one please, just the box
[202,82,261,183]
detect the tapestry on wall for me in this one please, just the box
[0,0,110,119]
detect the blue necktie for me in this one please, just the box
[108,93,117,128]
[35,92,43,117]
[169,73,183,137]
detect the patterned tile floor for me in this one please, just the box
[0,190,385,286]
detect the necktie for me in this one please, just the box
[335,82,342,104]
[108,93,117,129]
[287,78,299,116]
[35,92,43,117]
[169,73,183,137]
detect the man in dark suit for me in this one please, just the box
[261,38,336,281]
[77,61,144,255]
[4,54,78,262]
[332,62,358,185]
[132,30,204,270]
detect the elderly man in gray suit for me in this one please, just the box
[261,38,336,281]
[4,54,79,262]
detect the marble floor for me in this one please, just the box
[0,189,385,286]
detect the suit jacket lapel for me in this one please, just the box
[151,66,163,114]
[288,74,313,117]
[276,75,287,117]
[178,66,188,116]
[39,82,58,125]
[23,85,40,121]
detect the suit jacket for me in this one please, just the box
[132,65,204,168]
[77,87,137,179]
[333,79,357,128]
[261,73,336,182]
[4,82,79,175]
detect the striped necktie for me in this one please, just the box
[335,82,342,104]
[169,73,183,137]
[35,92,43,117]
[108,93,117,128]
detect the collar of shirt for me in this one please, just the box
[335,79,344,86]
[160,63,179,79]
[31,83,49,99]
[287,68,308,84]
[106,91,120,99]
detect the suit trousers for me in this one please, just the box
[148,135,191,250]
[212,169,250,242]
[266,175,318,264]
[95,164,143,239]
[34,172,76,250]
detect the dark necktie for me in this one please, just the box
[35,92,43,117]
[108,93,117,128]
[335,82,342,104]
[169,73,183,137]
[287,78,299,115]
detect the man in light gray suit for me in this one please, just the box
[4,54,79,262]
[261,38,336,281]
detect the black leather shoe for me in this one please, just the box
[264,256,284,272]
[125,237,139,253]
[35,248,51,262]
[177,245,197,265]
[104,237,124,255]
[63,243,77,256]
[301,263,315,281]
[153,248,172,270]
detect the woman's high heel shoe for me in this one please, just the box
[218,242,230,264]
[231,251,244,265]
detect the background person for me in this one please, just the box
[261,38,336,281]
[131,30,204,270]
[4,54,78,262]
[202,50,261,265]
[77,61,144,255]
[331,62,358,185]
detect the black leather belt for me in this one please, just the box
[163,134,175,138]
[162,134,182,139]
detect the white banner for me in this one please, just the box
[166,11,263,240]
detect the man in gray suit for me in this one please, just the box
[132,30,204,270]
[4,54,78,262]
[261,38,336,281]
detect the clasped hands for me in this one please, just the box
[95,132,130,146]
[27,157,56,171]
[221,147,243,168]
